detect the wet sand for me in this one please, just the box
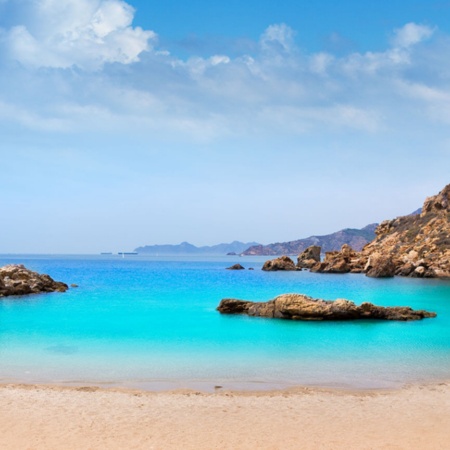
[0,382,449,449]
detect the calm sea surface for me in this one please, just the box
[0,255,449,391]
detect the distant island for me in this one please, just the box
[134,241,260,256]
[242,224,378,256]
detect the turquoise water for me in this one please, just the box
[0,255,449,391]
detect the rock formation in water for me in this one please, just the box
[0,264,68,297]
[217,294,436,321]
[242,224,377,256]
[262,256,297,271]
[226,264,245,270]
[301,184,450,278]
[297,246,321,269]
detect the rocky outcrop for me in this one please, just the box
[226,264,245,270]
[364,253,395,278]
[262,256,297,271]
[310,244,360,274]
[297,246,321,269]
[217,293,436,321]
[359,184,450,278]
[308,184,450,278]
[0,265,68,297]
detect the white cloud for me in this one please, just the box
[0,19,448,143]
[2,0,156,70]
[260,23,296,54]
[335,23,436,76]
[392,22,434,48]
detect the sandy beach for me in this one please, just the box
[0,383,449,449]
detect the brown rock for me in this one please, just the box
[0,264,68,298]
[297,246,321,269]
[226,264,245,270]
[310,245,358,273]
[217,293,436,321]
[365,253,395,278]
[262,256,296,271]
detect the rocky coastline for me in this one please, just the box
[217,293,436,321]
[262,184,450,278]
[0,264,68,297]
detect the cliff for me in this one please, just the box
[360,183,450,277]
[309,184,450,278]
[242,224,377,256]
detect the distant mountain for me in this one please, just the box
[242,224,378,256]
[135,241,260,255]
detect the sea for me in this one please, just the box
[0,254,449,392]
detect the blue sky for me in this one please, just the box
[0,0,449,253]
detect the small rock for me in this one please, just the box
[226,264,245,270]
[262,256,296,271]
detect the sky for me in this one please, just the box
[0,0,449,253]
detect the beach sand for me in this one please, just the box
[0,383,449,449]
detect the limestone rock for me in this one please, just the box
[217,293,436,321]
[0,265,68,297]
[262,256,296,271]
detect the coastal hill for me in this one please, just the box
[359,183,450,277]
[306,183,450,278]
[134,241,259,256]
[242,224,377,256]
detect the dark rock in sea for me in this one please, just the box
[0,264,68,297]
[248,268,254,270]
[227,264,245,270]
[217,294,436,321]
[297,245,321,269]
[262,256,296,271]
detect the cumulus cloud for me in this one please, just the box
[1,0,156,70]
[260,23,296,54]
[0,17,447,143]
[392,22,434,48]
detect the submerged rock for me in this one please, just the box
[217,293,436,321]
[262,256,296,271]
[0,264,68,297]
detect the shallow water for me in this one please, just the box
[0,255,449,391]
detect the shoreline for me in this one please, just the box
[1,381,449,449]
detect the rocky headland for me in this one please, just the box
[0,265,68,297]
[262,184,450,278]
[217,293,436,321]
